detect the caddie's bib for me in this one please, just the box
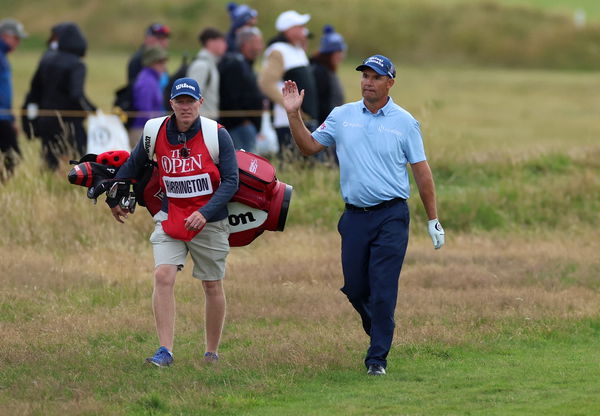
[155,121,221,241]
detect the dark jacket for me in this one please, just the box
[127,46,144,84]
[311,60,345,125]
[29,22,95,126]
[28,22,95,160]
[218,52,263,131]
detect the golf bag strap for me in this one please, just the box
[200,116,219,164]
[142,115,219,163]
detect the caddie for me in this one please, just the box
[282,55,445,376]
[109,77,238,367]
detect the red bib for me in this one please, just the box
[155,122,221,241]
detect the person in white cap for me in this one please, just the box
[0,18,27,180]
[258,10,318,160]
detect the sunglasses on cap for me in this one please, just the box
[148,24,170,37]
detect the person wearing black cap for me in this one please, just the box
[282,55,445,376]
[0,18,26,180]
[109,77,238,367]
[127,23,170,84]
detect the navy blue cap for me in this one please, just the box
[170,77,202,100]
[356,54,396,78]
[228,2,258,30]
[319,25,346,54]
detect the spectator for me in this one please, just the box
[28,22,95,169]
[311,25,346,125]
[187,28,227,120]
[22,23,69,140]
[0,18,27,180]
[127,23,170,84]
[225,2,258,52]
[258,10,318,159]
[218,26,264,151]
[129,46,168,146]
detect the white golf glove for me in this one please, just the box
[427,219,445,250]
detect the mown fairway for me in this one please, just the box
[1,48,600,416]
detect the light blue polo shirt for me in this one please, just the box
[312,97,426,207]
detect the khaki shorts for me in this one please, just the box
[150,211,230,280]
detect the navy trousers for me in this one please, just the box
[338,200,409,369]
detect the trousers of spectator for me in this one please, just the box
[229,121,257,153]
[337,200,410,369]
[39,117,86,170]
[0,120,21,179]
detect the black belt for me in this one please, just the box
[345,197,405,212]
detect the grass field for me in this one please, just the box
[1,48,600,414]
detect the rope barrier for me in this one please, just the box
[0,108,268,119]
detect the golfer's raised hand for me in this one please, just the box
[282,80,304,114]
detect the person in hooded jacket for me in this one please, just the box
[28,22,96,170]
[21,22,68,141]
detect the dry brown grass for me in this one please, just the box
[1,221,599,416]
[2,224,599,377]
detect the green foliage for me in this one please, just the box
[422,152,600,232]
[272,151,600,234]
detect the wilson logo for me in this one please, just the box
[249,159,258,174]
[175,83,196,91]
[229,211,256,226]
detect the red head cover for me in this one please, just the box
[96,150,130,168]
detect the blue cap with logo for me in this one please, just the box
[355,54,396,78]
[170,77,202,100]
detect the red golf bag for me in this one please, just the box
[68,149,292,247]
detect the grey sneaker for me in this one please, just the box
[367,364,386,376]
[203,351,219,363]
[146,346,173,367]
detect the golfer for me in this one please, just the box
[282,55,445,376]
